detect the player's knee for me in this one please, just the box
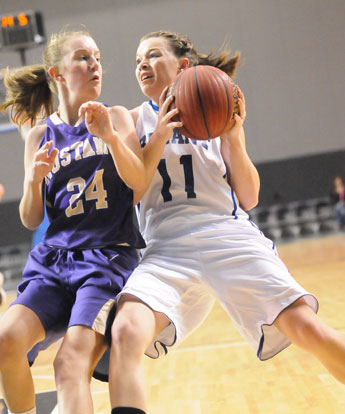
[290,318,317,346]
[111,317,146,358]
[0,329,24,363]
[296,319,331,350]
[279,308,329,351]
[54,347,85,386]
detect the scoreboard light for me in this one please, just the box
[0,11,45,51]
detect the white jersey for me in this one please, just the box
[119,100,317,360]
[136,101,248,241]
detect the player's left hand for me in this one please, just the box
[79,101,117,143]
[220,86,246,143]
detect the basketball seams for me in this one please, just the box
[168,65,236,140]
[206,67,236,134]
[207,66,233,135]
[193,66,211,139]
[200,68,227,137]
[171,71,200,139]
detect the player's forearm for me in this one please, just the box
[229,144,260,211]
[19,179,44,230]
[107,137,146,192]
[133,130,167,204]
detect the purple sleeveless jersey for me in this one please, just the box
[11,114,145,382]
[41,115,145,249]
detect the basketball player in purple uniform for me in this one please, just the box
[0,29,148,414]
[106,31,345,414]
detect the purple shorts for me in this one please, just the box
[12,243,138,368]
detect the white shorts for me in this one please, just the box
[118,217,318,360]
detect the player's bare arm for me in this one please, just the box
[80,101,146,192]
[133,89,182,205]
[220,87,260,211]
[20,124,58,230]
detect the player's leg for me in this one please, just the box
[54,325,107,414]
[54,245,138,413]
[0,244,74,414]
[109,295,170,412]
[274,297,345,383]
[0,272,6,306]
[109,238,213,413]
[0,304,45,413]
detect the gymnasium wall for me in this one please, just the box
[0,0,344,240]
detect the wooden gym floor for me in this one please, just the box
[0,233,345,413]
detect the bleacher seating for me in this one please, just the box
[0,242,31,289]
[249,196,338,242]
[0,197,339,288]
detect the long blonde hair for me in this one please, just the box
[0,29,93,128]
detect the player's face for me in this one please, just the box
[59,35,102,102]
[136,37,182,103]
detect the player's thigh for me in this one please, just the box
[14,276,74,333]
[117,254,215,353]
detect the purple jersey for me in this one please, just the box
[41,113,145,249]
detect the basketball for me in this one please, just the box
[168,65,238,140]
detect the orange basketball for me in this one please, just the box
[168,65,238,140]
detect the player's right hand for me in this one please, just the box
[30,141,59,183]
[155,86,183,141]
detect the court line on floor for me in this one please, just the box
[33,375,55,380]
[173,340,249,353]
[173,328,345,354]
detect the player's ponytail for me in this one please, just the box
[0,65,54,128]
[196,50,240,79]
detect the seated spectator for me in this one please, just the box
[330,175,345,229]
[0,272,6,306]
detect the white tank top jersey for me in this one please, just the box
[136,101,249,241]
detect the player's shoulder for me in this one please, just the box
[108,103,143,126]
[129,106,141,126]
[25,123,47,148]
[108,104,133,123]
[109,104,130,116]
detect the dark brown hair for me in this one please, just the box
[140,30,240,78]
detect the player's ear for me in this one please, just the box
[179,58,190,72]
[48,66,62,81]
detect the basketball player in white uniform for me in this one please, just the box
[107,31,345,414]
